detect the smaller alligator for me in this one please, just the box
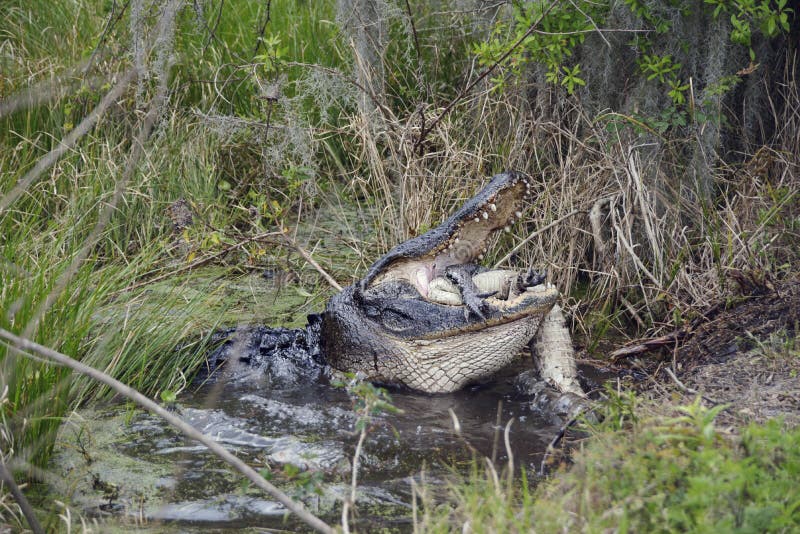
[210,172,584,406]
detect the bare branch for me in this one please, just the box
[114,231,283,296]
[0,329,334,534]
[0,459,44,534]
[415,0,562,151]
[0,69,137,213]
[282,229,343,292]
[253,0,273,56]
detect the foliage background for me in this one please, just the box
[0,0,797,530]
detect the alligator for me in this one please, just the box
[210,172,584,405]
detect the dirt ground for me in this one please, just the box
[612,277,800,427]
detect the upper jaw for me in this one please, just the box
[365,171,534,295]
[429,171,533,263]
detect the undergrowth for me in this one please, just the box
[1,0,798,530]
[419,395,800,533]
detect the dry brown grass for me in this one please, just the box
[325,47,799,342]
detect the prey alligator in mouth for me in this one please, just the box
[210,172,583,400]
[322,171,582,393]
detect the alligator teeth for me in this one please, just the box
[478,254,484,260]
[454,237,459,243]
[490,203,497,212]
[448,243,453,250]
[504,226,511,232]
[473,217,480,223]
[482,211,489,219]
[515,211,522,218]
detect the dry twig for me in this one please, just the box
[0,459,43,534]
[0,328,334,534]
[115,231,283,295]
[282,229,343,292]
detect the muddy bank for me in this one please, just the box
[614,278,800,426]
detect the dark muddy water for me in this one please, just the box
[53,359,584,532]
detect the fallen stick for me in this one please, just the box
[281,229,343,292]
[0,328,334,534]
[114,230,282,295]
[610,329,688,360]
[0,459,44,534]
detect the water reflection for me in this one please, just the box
[53,361,568,530]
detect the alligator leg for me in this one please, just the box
[444,264,496,320]
[520,268,547,290]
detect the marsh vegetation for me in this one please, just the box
[1,0,798,531]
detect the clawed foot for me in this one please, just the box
[517,268,547,291]
[462,292,496,320]
[445,265,496,320]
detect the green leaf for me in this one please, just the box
[294,286,313,298]
[355,418,367,433]
[283,463,300,478]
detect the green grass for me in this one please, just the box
[419,396,800,533]
[0,0,353,473]
[534,399,800,533]
[1,0,799,531]
[0,119,227,468]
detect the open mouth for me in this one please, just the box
[365,172,535,298]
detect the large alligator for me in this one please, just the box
[210,172,584,404]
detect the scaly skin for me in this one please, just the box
[322,283,560,392]
[321,172,585,395]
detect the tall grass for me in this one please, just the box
[0,0,798,528]
[416,397,800,533]
[326,33,799,340]
[0,95,232,472]
[0,0,273,472]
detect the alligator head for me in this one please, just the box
[320,171,560,393]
